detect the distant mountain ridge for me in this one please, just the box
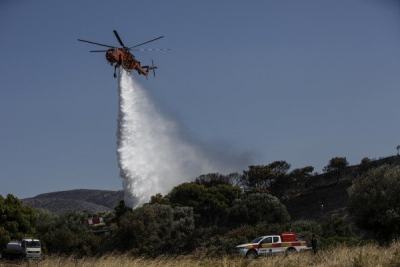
[22,189,124,214]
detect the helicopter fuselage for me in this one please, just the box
[105,48,151,76]
[106,49,136,71]
[78,30,162,78]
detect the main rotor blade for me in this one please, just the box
[131,48,170,52]
[130,36,164,49]
[90,50,109,52]
[78,39,115,48]
[113,30,125,47]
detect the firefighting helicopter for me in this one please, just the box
[78,30,168,78]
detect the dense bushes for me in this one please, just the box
[113,204,194,256]
[38,210,100,255]
[229,193,290,226]
[166,183,242,227]
[0,194,359,257]
[8,162,400,257]
[0,194,37,249]
[348,164,400,243]
[0,184,359,258]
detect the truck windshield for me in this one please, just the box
[26,241,41,248]
[251,237,263,243]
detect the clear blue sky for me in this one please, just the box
[1,0,399,199]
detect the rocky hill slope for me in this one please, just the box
[22,189,124,214]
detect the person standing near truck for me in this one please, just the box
[311,234,318,255]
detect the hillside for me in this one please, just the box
[21,182,352,219]
[21,156,400,219]
[285,181,351,222]
[22,189,124,214]
[285,155,400,222]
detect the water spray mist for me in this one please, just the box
[116,70,249,208]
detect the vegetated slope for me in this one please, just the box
[285,181,351,222]
[285,155,400,223]
[22,189,124,214]
[21,156,400,218]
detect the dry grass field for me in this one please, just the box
[2,242,400,267]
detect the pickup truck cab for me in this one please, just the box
[236,232,309,258]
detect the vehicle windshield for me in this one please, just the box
[251,237,263,243]
[26,241,41,248]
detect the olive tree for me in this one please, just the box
[348,164,400,243]
[228,193,290,226]
[166,182,242,226]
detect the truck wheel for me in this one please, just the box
[285,247,296,256]
[246,250,258,259]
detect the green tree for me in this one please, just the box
[348,164,400,243]
[229,193,290,226]
[0,194,37,248]
[243,161,291,193]
[323,157,349,184]
[289,166,314,181]
[34,208,58,235]
[194,173,231,187]
[149,193,168,205]
[359,157,371,174]
[0,227,11,250]
[360,157,371,165]
[288,220,322,236]
[242,164,271,191]
[194,172,245,188]
[42,225,79,254]
[114,204,194,256]
[226,172,245,187]
[321,217,354,238]
[288,166,316,195]
[166,182,242,226]
[114,199,132,225]
[40,210,95,255]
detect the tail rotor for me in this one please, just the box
[151,59,157,78]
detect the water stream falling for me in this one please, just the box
[116,70,249,208]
